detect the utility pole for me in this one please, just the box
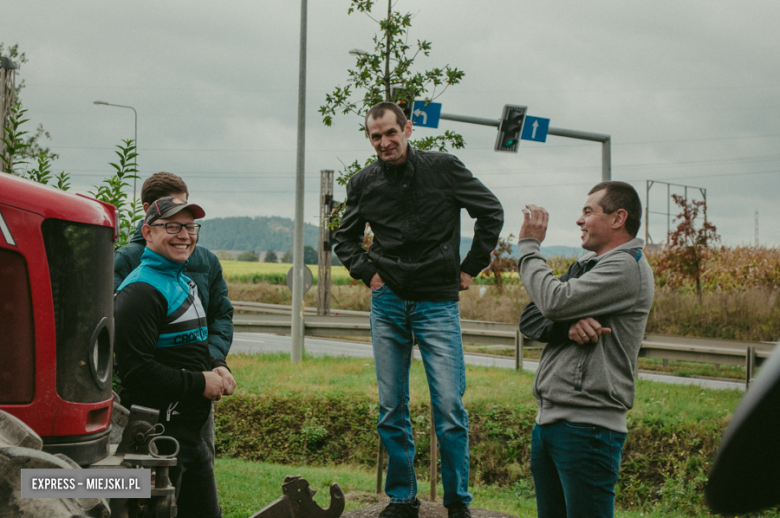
[0,56,17,172]
[317,170,334,316]
[290,0,308,363]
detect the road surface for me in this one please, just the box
[230,332,745,391]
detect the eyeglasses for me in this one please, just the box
[149,222,201,235]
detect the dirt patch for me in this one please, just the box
[343,501,517,518]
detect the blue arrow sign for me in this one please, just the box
[410,101,442,128]
[522,116,550,142]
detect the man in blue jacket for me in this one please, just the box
[115,196,232,518]
[114,172,234,466]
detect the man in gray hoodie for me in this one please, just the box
[516,181,654,518]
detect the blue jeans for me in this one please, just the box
[370,285,472,508]
[531,421,626,518]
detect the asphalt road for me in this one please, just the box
[230,332,745,391]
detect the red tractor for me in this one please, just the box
[0,174,344,518]
[0,173,116,461]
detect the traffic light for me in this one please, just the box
[494,104,527,152]
[390,87,414,121]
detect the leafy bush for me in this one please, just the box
[237,250,259,262]
[215,391,731,514]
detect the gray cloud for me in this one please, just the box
[5,0,779,247]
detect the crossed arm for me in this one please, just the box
[518,205,611,345]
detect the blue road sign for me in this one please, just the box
[522,116,550,142]
[410,101,442,128]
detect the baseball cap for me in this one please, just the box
[145,196,206,225]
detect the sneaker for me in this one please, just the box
[378,498,421,518]
[447,502,472,518]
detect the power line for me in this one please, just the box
[46,132,780,154]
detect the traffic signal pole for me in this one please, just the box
[440,112,612,181]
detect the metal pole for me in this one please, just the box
[430,405,437,501]
[132,107,138,200]
[92,101,138,199]
[290,0,307,363]
[0,57,17,172]
[548,127,611,182]
[318,170,334,316]
[601,138,611,182]
[376,441,384,494]
[440,114,612,181]
[645,180,650,245]
[440,113,499,127]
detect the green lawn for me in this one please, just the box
[211,353,754,516]
[215,458,723,518]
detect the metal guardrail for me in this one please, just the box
[231,300,774,389]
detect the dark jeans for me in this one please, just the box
[202,404,215,463]
[170,437,222,518]
[531,421,626,518]
[370,285,472,508]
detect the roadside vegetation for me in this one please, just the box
[214,353,758,516]
[225,246,780,344]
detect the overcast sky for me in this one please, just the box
[5,0,780,247]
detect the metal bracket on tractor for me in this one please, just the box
[250,475,345,518]
[99,404,180,518]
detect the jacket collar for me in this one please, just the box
[379,144,415,176]
[581,237,646,262]
[130,220,146,244]
[140,246,188,274]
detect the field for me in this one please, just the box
[212,353,760,517]
[221,261,354,285]
[223,247,780,342]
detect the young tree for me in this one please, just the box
[303,245,318,265]
[281,250,293,264]
[480,234,516,293]
[1,103,70,188]
[89,140,142,249]
[656,194,719,302]
[264,250,279,263]
[320,0,466,228]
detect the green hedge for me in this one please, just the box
[215,393,726,514]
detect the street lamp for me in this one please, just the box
[93,100,138,199]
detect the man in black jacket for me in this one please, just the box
[334,102,503,518]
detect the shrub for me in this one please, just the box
[237,250,259,262]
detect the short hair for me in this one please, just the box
[589,181,642,238]
[141,172,189,205]
[364,102,407,135]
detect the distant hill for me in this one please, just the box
[459,237,582,259]
[198,216,319,253]
[198,216,583,260]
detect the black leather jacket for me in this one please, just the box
[334,147,504,301]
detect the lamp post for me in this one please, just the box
[290,0,308,363]
[93,100,138,199]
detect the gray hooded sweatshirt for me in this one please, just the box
[517,237,654,433]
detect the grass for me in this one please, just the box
[214,353,753,515]
[223,353,741,421]
[215,458,707,518]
